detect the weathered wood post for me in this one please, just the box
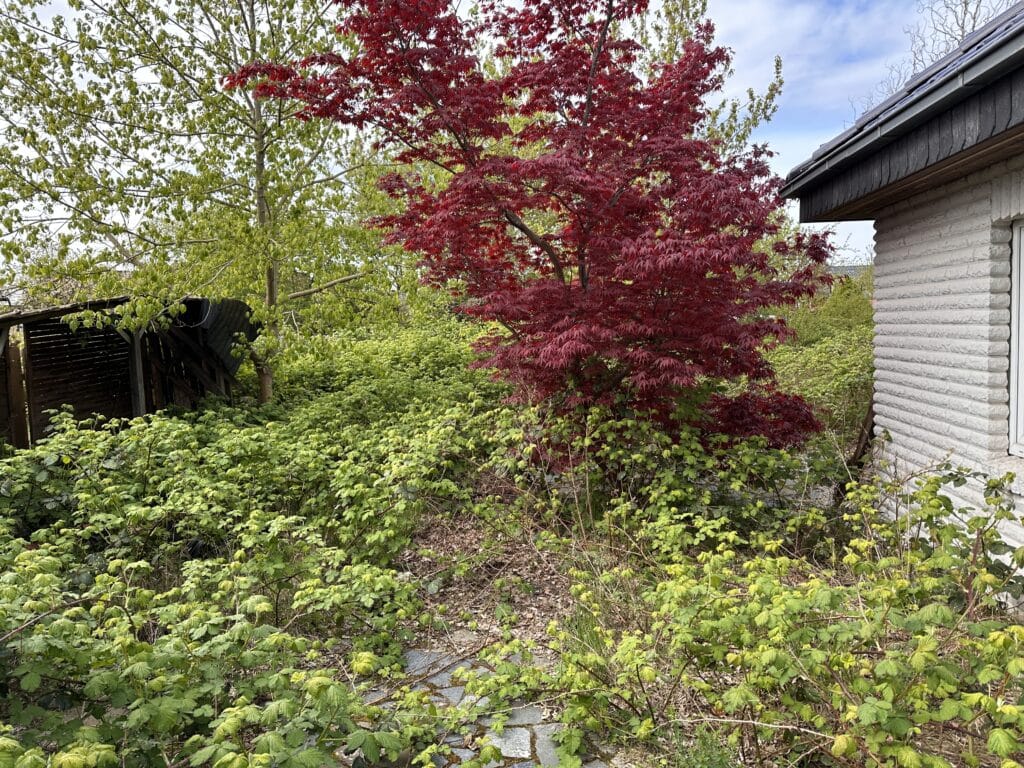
[127,330,146,418]
[5,338,30,448]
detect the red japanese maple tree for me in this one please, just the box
[231,0,832,445]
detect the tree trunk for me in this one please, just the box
[250,0,276,404]
[257,261,276,404]
[255,355,273,404]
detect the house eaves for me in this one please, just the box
[781,1,1024,205]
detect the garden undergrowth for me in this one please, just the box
[467,429,1024,768]
[5,314,1024,768]
[0,322,521,768]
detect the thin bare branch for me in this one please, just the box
[285,271,368,301]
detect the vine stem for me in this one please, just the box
[654,715,830,740]
[0,596,90,646]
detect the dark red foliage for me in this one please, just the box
[228,0,832,446]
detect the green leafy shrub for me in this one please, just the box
[482,410,834,559]
[529,467,1024,767]
[0,533,378,768]
[0,323,510,767]
[771,324,873,447]
[784,269,873,346]
[768,270,874,451]
[273,320,487,407]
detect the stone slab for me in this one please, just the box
[437,686,465,704]
[505,705,544,726]
[428,663,474,688]
[404,649,454,675]
[534,723,561,766]
[487,727,532,759]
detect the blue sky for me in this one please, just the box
[707,0,922,261]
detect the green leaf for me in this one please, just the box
[189,746,220,767]
[360,735,379,764]
[14,751,46,768]
[374,733,403,756]
[19,672,41,692]
[934,698,961,723]
[990,729,1020,758]
[894,746,922,768]
[979,665,1005,685]
[831,735,855,757]
[884,717,914,738]
[346,731,367,752]
[240,595,273,616]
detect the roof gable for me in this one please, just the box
[783,2,1024,221]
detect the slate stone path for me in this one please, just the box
[351,642,615,768]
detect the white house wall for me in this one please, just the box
[873,155,1024,545]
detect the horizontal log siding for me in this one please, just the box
[873,157,1024,544]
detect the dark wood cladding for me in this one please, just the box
[0,298,255,446]
[0,346,9,443]
[798,68,1024,221]
[25,319,132,439]
[144,330,228,411]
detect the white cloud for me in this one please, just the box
[700,0,924,261]
[711,0,916,115]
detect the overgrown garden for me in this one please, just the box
[1,1,1022,767]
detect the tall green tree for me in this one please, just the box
[0,0,380,401]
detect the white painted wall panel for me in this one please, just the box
[874,322,1009,341]
[872,157,1024,543]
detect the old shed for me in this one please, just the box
[0,297,256,447]
[782,4,1024,542]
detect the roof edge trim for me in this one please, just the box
[782,3,1024,201]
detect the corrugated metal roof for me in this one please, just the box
[783,1,1024,197]
[190,299,258,376]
